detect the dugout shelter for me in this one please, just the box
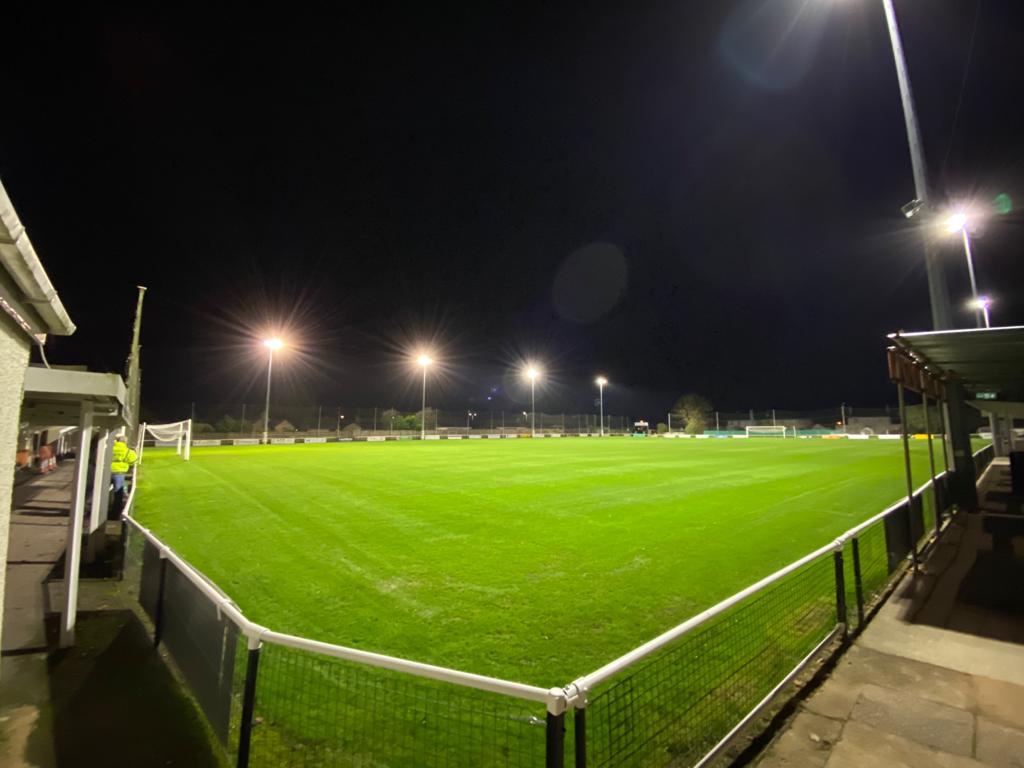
[20,366,129,647]
[888,325,1024,511]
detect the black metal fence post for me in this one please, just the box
[851,537,865,627]
[574,707,587,768]
[546,699,565,768]
[236,642,262,768]
[833,549,848,640]
[153,556,169,648]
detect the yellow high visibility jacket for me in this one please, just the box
[111,440,138,474]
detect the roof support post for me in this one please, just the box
[60,401,93,648]
[897,383,918,573]
[89,428,112,533]
[945,379,979,511]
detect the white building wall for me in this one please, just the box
[0,313,31,654]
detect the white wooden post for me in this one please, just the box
[60,402,94,648]
[89,428,112,533]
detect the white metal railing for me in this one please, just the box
[568,537,841,696]
[121,443,995,767]
[122,514,555,708]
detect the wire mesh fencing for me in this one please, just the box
[124,523,245,750]
[245,641,550,768]
[118,444,996,767]
[576,553,839,768]
[161,403,634,439]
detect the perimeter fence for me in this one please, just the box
[158,404,636,438]
[151,404,932,439]
[120,443,995,768]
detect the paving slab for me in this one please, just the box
[2,564,53,652]
[828,645,975,710]
[803,682,859,722]
[826,720,984,768]
[849,682,975,756]
[975,717,1024,768]
[6,519,66,563]
[860,595,1024,686]
[972,676,1024,732]
[754,711,843,768]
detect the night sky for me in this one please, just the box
[3,2,1023,422]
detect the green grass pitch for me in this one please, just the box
[135,437,948,687]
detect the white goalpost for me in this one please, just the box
[745,425,789,438]
[139,419,193,461]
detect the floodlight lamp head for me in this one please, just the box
[526,367,539,381]
[263,338,284,350]
[417,354,433,367]
[972,296,992,310]
[596,376,608,386]
[900,199,924,219]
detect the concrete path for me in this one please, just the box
[1,463,224,767]
[756,460,1024,768]
[3,466,74,654]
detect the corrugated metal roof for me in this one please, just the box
[888,326,1024,396]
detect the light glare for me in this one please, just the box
[526,366,539,381]
[596,376,608,386]
[417,354,433,367]
[944,212,968,234]
[263,338,284,350]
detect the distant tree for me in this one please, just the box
[341,423,362,437]
[215,415,241,433]
[393,414,419,430]
[671,393,714,435]
[380,408,421,431]
[273,419,297,432]
[656,422,669,434]
[380,408,401,431]
[191,422,214,434]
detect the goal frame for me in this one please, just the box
[745,425,789,438]
[139,418,193,461]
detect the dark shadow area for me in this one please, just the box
[957,517,1024,614]
[44,528,125,581]
[982,491,1024,514]
[42,611,224,768]
[12,508,67,518]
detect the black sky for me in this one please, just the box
[3,2,1023,422]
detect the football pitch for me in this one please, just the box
[135,437,945,686]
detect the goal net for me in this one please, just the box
[745,425,788,438]
[140,419,193,461]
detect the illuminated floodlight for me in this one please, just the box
[526,366,540,381]
[943,209,988,328]
[595,376,607,386]
[263,338,284,350]
[595,376,608,436]
[417,353,433,367]
[944,211,968,234]
[971,296,992,328]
